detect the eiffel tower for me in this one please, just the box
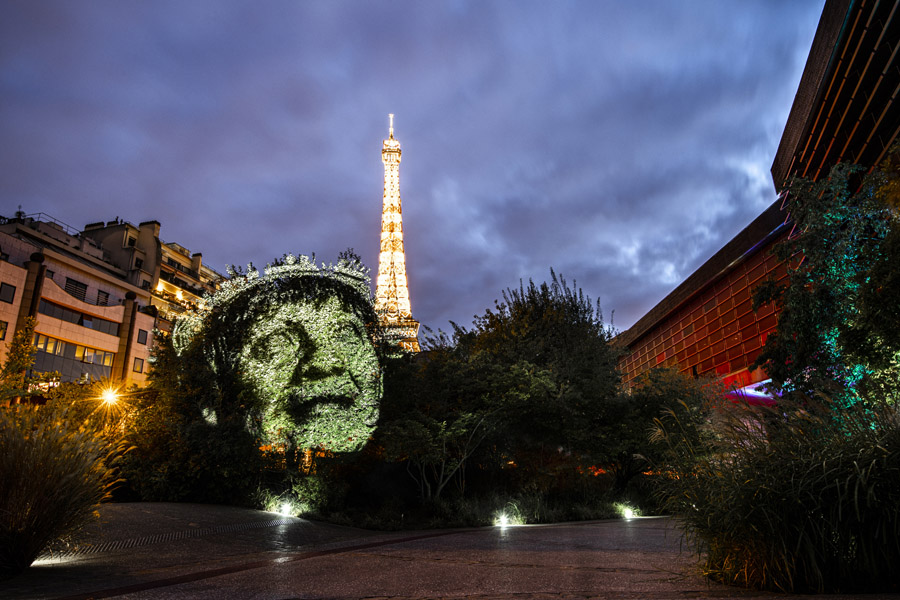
[375,114,421,351]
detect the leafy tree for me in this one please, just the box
[0,317,53,404]
[608,367,715,492]
[379,271,622,501]
[379,338,555,501]
[466,271,621,478]
[753,150,900,404]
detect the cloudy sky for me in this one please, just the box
[1,1,824,333]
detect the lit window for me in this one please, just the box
[0,282,15,304]
[133,357,144,373]
[0,320,7,340]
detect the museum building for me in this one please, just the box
[617,0,900,398]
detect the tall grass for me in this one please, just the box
[0,404,118,579]
[652,397,900,593]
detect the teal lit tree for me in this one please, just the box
[754,150,900,405]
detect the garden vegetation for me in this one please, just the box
[0,318,126,579]
[653,149,900,593]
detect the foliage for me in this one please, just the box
[379,343,554,501]
[609,367,716,492]
[753,152,900,404]
[0,317,56,404]
[118,332,263,504]
[651,397,900,593]
[183,251,382,453]
[0,403,120,579]
[122,251,382,504]
[378,271,623,504]
[0,318,126,578]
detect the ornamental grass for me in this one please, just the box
[0,404,117,579]
[652,397,900,593]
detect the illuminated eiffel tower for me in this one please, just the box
[375,114,421,351]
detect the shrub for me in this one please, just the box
[0,404,118,579]
[653,398,900,593]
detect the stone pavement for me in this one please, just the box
[2,503,898,600]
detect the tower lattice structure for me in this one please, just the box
[375,114,420,351]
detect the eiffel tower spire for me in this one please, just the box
[375,114,420,351]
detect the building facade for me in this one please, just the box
[0,212,223,386]
[618,0,900,397]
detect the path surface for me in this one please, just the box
[3,503,898,600]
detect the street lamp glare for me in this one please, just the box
[101,388,119,406]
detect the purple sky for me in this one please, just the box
[1,1,824,333]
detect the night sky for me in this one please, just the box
[1,1,824,334]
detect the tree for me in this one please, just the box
[0,317,42,404]
[609,367,715,492]
[753,150,900,404]
[378,271,622,501]
[466,271,621,478]
[378,339,555,501]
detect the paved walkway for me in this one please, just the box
[3,503,898,600]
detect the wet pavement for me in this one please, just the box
[2,503,898,600]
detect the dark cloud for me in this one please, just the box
[0,0,824,332]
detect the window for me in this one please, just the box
[96,290,110,306]
[65,278,87,302]
[46,269,55,280]
[127,236,136,247]
[38,300,119,336]
[0,320,6,340]
[34,334,64,355]
[133,357,144,373]
[134,258,143,270]
[137,329,149,345]
[142,280,151,290]
[0,282,15,303]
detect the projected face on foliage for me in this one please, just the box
[239,295,380,453]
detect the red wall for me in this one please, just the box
[620,235,790,389]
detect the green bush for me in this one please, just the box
[653,398,900,593]
[0,405,117,579]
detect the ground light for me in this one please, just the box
[493,505,525,528]
[614,502,639,520]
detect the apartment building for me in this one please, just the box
[0,212,223,385]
